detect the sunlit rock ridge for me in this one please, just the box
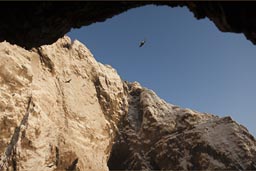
[0,36,255,171]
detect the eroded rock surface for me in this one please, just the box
[0,36,255,171]
[108,82,256,170]
[0,36,128,171]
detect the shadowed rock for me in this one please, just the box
[1,2,256,48]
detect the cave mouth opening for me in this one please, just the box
[67,5,256,137]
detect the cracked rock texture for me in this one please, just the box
[0,36,128,171]
[108,83,256,170]
[1,2,256,49]
[0,36,256,171]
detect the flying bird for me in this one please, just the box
[64,79,72,83]
[139,39,146,47]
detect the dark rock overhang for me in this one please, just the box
[1,2,256,49]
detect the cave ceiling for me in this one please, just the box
[1,2,256,49]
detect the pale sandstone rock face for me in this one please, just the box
[0,36,128,171]
[0,36,256,171]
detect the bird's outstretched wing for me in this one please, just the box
[139,40,146,47]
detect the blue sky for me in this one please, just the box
[67,5,256,137]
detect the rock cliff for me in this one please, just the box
[0,36,255,171]
[109,82,256,170]
[0,36,128,171]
